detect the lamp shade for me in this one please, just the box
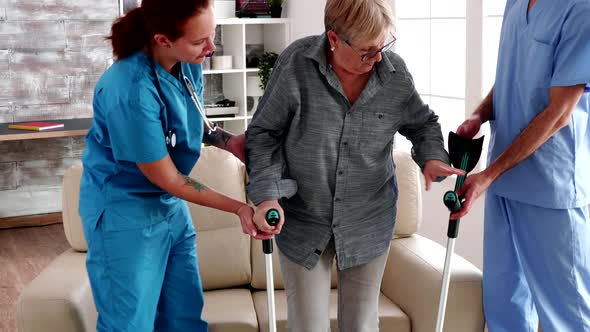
[247,76,264,97]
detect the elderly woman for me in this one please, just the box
[245,0,463,330]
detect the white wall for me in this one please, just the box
[287,0,485,270]
[286,0,326,41]
[420,178,485,269]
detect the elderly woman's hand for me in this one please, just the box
[422,160,466,191]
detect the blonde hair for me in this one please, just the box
[324,0,395,43]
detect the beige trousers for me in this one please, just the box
[278,240,389,332]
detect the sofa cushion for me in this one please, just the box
[197,227,252,290]
[392,150,422,237]
[381,235,484,332]
[189,146,252,290]
[16,249,97,332]
[188,146,248,232]
[202,288,258,332]
[252,290,411,332]
[62,164,87,252]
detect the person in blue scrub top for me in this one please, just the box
[79,0,270,331]
[453,0,590,331]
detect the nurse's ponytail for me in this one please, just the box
[108,0,211,60]
[108,8,147,60]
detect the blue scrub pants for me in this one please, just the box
[484,194,590,332]
[85,204,208,332]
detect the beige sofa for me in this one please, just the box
[17,146,484,332]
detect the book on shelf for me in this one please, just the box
[7,121,65,131]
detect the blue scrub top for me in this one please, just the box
[489,0,590,209]
[80,51,205,231]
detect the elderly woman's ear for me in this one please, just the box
[326,30,338,51]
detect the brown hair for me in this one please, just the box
[108,0,211,60]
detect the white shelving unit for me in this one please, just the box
[205,18,290,134]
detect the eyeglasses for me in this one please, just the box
[336,32,397,62]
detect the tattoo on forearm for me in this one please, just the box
[204,126,233,148]
[181,173,208,192]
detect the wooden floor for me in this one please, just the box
[0,223,69,332]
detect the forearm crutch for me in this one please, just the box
[263,209,280,332]
[435,132,484,332]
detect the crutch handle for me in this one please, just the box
[265,208,280,226]
[443,191,462,213]
[262,209,280,254]
[443,191,462,238]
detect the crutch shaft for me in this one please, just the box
[263,208,280,332]
[265,253,277,332]
[436,132,485,332]
[435,237,456,332]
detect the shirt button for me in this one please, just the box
[335,198,341,202]
[338,170,344,175]
[343,142,348,146]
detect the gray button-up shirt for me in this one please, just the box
[246,34,449,270]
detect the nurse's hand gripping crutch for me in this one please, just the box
[263,208,280,332]
[435,132,484,332]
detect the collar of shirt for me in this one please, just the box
[146,53,185,92]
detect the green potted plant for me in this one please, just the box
[257,51,279,90]
[268,0,283,18]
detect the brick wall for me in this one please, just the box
[0,0,229,218]
[0,1,118,218]
[0,1,226,218]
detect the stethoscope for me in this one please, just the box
[151,59,217,148]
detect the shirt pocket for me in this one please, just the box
[361,110,398,153]
[529,35,555,88]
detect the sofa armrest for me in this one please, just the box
[381,235,484,332]
[17,249,97,332]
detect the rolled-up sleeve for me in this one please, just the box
[398,87,450,169]
[246,55,298,205]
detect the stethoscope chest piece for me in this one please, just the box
[166,130,176,148]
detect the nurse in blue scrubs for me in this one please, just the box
[453,0,590,331]
[79,0,268,331]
